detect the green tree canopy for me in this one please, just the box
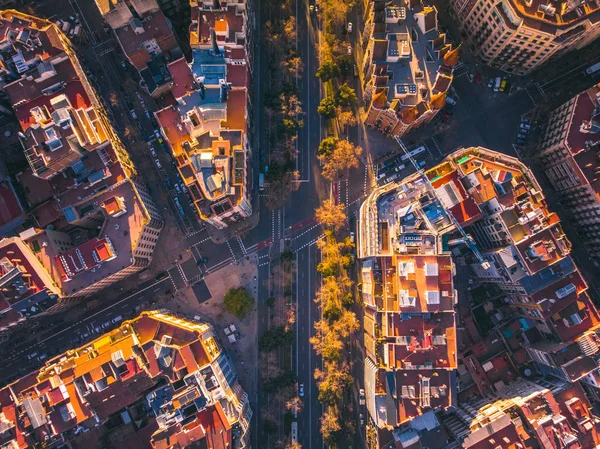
[335,83,358,107]
[318,97,337,118]
[316,59,341,82]
[318,137,339,157]
[223,287,255,319]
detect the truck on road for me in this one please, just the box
[586,62,600,75]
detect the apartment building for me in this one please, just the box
[95,0,182,97]
[0,237,60,330]
[423,149,590,336]
[155,0,252,229]
[359,165,458,447]
[539,83,600,263]
[450,0,600,74]
[362,0,459,139]
[358,146,600,447]
[0,310,252,449]
[445,378,600,449]
[0,11,162,303]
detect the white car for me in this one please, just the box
[150,147,157,157]
[350,231,355,243]
[175,183,181,194]
[347,45,352,55]
[299,384,305,397]
[347,22,352,33]
[359,388,365,405]
[155,159,162,168]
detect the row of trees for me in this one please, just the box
[263,2,304,209]
[312,201,360,445]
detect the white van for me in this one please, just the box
[494,77,501,92]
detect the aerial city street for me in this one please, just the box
[1,0,600,447]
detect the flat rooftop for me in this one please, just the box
[26,180,148,296]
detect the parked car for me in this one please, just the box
[446,97,457,105]
[154,159,162,168]
[347,45,352,55]
[499,79,507,92]
[494,77,501,92]
[517,133,528,140]
[521,117,531,124]
[347,22,352,33]
[174,183,181,194]
[310,4,314,13]
[516,138,526,145]
[350,231,355,243]
[520,123,531,130]
[150,147,157,157]
[359,388,365,405]
[299,384,305,397]
[487,79,494,88]
[359,414,364,426]
[130,109,137,120]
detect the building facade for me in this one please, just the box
[155,0,252,229]
[358,146,600,448]
[359,159,458,446]
[95,0,182,97]
[539,83,600,263]
[362,0,459,139]
[0,310,252,448]
[0,10,163,304]
[450,0,600,74]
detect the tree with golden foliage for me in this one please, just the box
[316,231,354,277]
[322,0,355,28]
[285,442,302,449]
[321,405,342,444]
[315,200,347,232]
[337,108,358,134]
[318,139,362,180]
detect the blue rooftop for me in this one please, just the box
[520,256,577,295]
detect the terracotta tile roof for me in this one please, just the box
[167,58,195,100]
[226,62,248,88]
[222,89,247,131]
[115,12,179,70]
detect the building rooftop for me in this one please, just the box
[505,0,600,33]
[383,311,456,370]
[114,11,179,71]
[167,57,196,100]
[189,5,246,48]
[0,237,59,328]
[0,311,249,449]
[0,15,112,181]
[366,0,458,123]
[462,412,523,449]
[23,179,150,296]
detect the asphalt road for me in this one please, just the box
[0,276,174,383]
[10,0,595,446]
